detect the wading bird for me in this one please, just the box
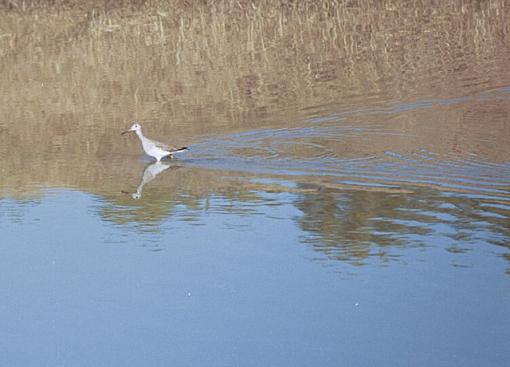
[121,122,188,161]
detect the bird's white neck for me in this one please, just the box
[135,129,145,141]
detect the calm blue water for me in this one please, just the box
[1,7,510,365]
[1,183,509,366]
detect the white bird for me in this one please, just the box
[121,122,188,161]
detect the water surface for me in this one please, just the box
[1,2,509,366]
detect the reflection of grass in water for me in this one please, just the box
[1,2,508,271]
[0,0,509,206]
[1,0,508,130]
[2,2,508,117]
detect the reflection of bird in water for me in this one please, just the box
[122,161,173,200]
[121,122,188,161]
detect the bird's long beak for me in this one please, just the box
[121,130,131,135]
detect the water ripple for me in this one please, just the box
[188,87,510,201]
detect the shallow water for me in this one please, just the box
[1,2,510,366]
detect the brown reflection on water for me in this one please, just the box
[99,162,266,229]
[295,183,510,267]
[1,0,509,155]
[0,1,509,269]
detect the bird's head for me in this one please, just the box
[121,121,142,135]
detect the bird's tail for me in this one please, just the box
[171,147,188,154]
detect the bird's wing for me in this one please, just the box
[152,139,177,151]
